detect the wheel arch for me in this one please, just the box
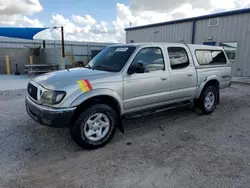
[69,88,125,132]
[196,77,220,99]
[72,94,121,118]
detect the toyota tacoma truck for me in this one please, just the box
[26,43,231,149]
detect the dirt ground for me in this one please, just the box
[0,83,250,188]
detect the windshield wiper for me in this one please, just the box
[84,65,97,71]
[91,65,113,72]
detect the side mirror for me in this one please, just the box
[128,63,145,75]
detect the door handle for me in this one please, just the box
[187,73,193,76]
[161,77,167,81]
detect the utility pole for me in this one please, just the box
[50,26,66,69]
[60,26,65,69]
[61,26,65,58]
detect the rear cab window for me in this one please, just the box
[195,50,227,65]
[167,47,190,70]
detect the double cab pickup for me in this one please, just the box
[26,43,231,149]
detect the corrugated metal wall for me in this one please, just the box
[194,13,250,76]
[126,12,250,77]
[126,22,193,43]
[0,39,114,74]
[39,49,63,66]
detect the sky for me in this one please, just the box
[0,0,250,43]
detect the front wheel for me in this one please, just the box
[70,104,117,150]
[199,86,218,115]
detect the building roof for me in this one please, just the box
[125,8,250,31]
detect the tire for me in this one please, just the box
[70,104,117,150]
[199,86,218,115]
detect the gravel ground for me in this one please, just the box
[0,83,250,188]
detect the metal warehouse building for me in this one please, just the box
[125,8,250,77]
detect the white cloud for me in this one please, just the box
[171,4,210,19]
[50,14,76,34]
[0,0,43,27]
[130,0,250,12]
[72,14,97,25]
[94,21,109,34]
[82,25,92,33]
[194,0,243,9]
[35,14,119,42]
[0,15,43,27]
[16,16,43,27]
[131,0,192,12]
[1,0,250,42]
[0,0,43,15]
[111,3,173,41]
[0,15,17,26]
[35,14,78,40]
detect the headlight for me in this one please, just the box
[41,91,66,104]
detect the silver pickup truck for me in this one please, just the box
[26,43,231,149]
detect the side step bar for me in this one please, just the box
[124,100,192,119]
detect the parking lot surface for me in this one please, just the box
[0,83,250,188]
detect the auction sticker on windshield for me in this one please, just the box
[115,48,128,52]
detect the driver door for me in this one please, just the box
[123,47,170,112]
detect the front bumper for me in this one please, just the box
[25,96,76,128]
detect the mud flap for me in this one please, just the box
[217,92,220,105]
[117,117,125,133]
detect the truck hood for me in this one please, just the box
[32,68,113,90]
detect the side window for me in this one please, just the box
[131,47,165,73]
[195,50,227,65]
[167,47,190,70]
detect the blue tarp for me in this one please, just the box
[0,27,48,40]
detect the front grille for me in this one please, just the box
[27,83,38,100]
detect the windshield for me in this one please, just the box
[86,46,136,72]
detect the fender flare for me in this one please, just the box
[69,88,124,115]
[196,75,219,98]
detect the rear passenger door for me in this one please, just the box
[166,45,197,101]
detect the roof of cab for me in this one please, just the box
[109,42,188,47]
[108,43,147,47]
[109,43,224,50]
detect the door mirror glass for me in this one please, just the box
[128,63,145,74]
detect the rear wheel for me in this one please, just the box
[199,86,218,115]
[70,104,117,150]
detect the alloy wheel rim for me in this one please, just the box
[204,91,215,110]
[83,113,110,141]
